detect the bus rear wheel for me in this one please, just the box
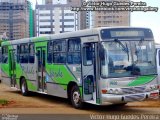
[70,85,83,109]
[20,78,29,96]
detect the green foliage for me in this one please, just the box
[0,99,8,105]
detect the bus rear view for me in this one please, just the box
[99,27,159,105]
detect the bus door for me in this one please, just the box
[82,42,99,103]
[36,47,46,92]
[9,49,16,87]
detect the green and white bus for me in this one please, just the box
[1,27,159,108]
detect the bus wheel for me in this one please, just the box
[70,85,83,109]
[20,78,29,96]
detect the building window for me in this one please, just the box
[60,19,74,22]
[64,13,74,16]
[40,31,52,34]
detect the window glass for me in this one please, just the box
[53,40,66,64]
[47,41,53,63]
[2,46,8,63]
[17,45,20,63]
[68,39,80,52]
[67,38,81,64]
[53,53,66,63]
[53,40,66,52]
[68,52,81,64]
[29,44,35,63]
[19,44,28,63]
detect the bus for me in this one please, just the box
[1,27,159,108]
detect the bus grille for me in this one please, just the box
[122,86,146,94]
[124,94,145,102]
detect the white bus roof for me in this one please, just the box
[1,27,152,46]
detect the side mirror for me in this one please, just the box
[99,47,106,60]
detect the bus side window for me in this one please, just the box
[53,40,66,64]
[19,44,28,63]
[17,45,20,63]
[67,38,81,64]
[29,44,35,63]
[47,41,53,63]
[2,46,8,64]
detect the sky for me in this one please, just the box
[29,0,160,43]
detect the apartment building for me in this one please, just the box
[0,0,34,40]
[91,0,130,27]
[36,0,88,36]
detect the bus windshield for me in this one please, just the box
[100,40,157,78]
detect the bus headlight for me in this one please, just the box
[108,88,122,94]
[146,85,158,92]
[151,85,157,90]
[114,89,119,94]
[109,89,113,94]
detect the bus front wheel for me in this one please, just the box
[20,78,29,96]
[70,85,83,109]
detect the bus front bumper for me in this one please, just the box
[101,90,159,105]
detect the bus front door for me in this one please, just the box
[9,50,16,87]
[36,47,46,92]
[82,43,100,103]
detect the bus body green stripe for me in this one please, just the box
[127,75,156,86]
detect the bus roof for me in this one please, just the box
[1,27,152,46]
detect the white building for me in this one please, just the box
[35,0,79,36]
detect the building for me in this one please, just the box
[0,0,34,40]
[35,0,86,36]
[91,0,130,28]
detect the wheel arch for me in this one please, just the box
[67,81,78,100]
[19,76,26,87]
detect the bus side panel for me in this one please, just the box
[15,63,38,91]
[1,64,10,86]
[45,64,80,98]
[1,45,12,86]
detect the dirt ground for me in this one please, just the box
[0,83,160,114]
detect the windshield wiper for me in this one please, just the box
[114,39,129,61]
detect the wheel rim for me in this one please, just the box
[73,91,80,105]
[22,82,26,93]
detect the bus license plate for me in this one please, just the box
[150,92,159,98]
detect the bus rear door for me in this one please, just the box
[9,49,16,87]
[36,47,47,92]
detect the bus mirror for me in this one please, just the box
[99,48,105,60]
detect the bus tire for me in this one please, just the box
[20,78,29,96]
[70,85,83,109]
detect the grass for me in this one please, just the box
[0,99,8,106]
